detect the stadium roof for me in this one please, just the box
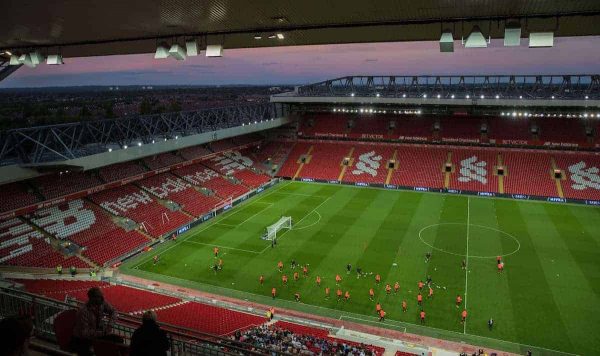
[1,0,600,58]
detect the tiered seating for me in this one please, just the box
[0,182,40,213]
[30,199,149,265]
[139,173,222,217]
[154,301,265,336]
[232,133,262,146]
[389,146,446,188]
[143,153,184,170]
[440,117,481,141]
[350,117,390,137]
[392,116,434,140]
[201,176,249,199]
[273,321,329,338]
[449,149,499,193]
[172,163,220,186]
[99,161,147,182]
[395,352,418,356]
[487,117,532,142]
[90,185,191,237]
[35,171,103,199]
[179,145,212,161]
[12,279,107,301]
[538,118,587,144]
[276,143,308,178]
[233,169,271,188]
[299,143,353,180]
[301,114,349,136]
[343,145,396,184]
[553,152,600,200]
[0,218,87,268]
[209,139,237,153]
[502,151,558,197]
[202,151,253,176]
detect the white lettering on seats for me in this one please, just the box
[143,177,191,198]
[352,151,382,177]
[100,190,153,215]
[568,161,600,190]
[31,200,96,239]
[211,151,253,175]
[457,156,487,184]
[182,168,219,185]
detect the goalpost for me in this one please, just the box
[262,216,292,241]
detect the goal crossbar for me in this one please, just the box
[264,216,292,240]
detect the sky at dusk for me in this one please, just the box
[2,36,600,88]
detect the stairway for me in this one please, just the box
[337,147,355,181]
[497,153,505,194]
[385,149,398,185]
[292,145,314,180]
[443,152,453,189]
[550,157,565,198]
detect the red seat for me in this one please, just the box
[53,309,77,351]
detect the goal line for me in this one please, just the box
[261,216,292,241]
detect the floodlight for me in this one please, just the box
[47,54,64,65]
[464,26,488,48]
[9,54,21,65]
[206,44,223,57]
[276,33,285,40]
[439,30,454,52]
[154,42,170,59]
[185,39,198,56]
[29,51,44,66]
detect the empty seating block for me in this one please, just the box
[276,143,309,178]
[154,302,265,336]
[449,149,499,193]
[233,169,271,188]
[0,182,40,213]
[99,161,147,182]
[30,199,149,265]
[301,114,349,136]
[13,279,107,301]
[343,145,396,184]
[201,176,249,200]
[90,185,191,238]
[143,153,184,170]
[179,145,212,161]
[502,151,558,197]
[392,116,435,140]
[209,139,237,153]
[389,146,446,188]
[140,173,222,217]
[440,117,482,141]
[350,117,390,137]
[273,321,329,338]
[487,117,532,142]
[203,151,253,176]
[0,218,87,268]
[538,118,587,144]
[35,172,103,199]
[298,143,353,180]
[554,153,600,200]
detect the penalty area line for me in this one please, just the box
[182,240,261,254]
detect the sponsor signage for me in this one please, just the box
[301,178,315,182]
[511,194,529,200]
[586,200,600,206]
[355,182,369,187]
[478,192,494,197]
[329,180,340,184]
[547,197,566,203]
[414,187,429,192]
[447,189,461,194]
[177,225,190,234]
[385,184,397,189]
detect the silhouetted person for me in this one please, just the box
[0,315,33,356]
[130,310,170,356]
[71,287,117,356]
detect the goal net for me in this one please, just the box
[262,216,292,241]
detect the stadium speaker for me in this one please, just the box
[554,170,562,179]
[504,22,521,47]
[29,51,44,66]
[529,32,554,48]
[439,30,454,52]
[169,44,186,60]
[497,167,505,176]
[445,163,452,172]
[9,54,21,65]
[185,39,199,56]
[154,42,170,59]
[206,44,223,57]
[46,54,64,65]
[464,25,488,48]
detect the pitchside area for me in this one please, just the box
[122,181,600,355]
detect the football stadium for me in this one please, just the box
[1,2,600,356]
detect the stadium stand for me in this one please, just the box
[90,185,191,237]
[35,171,103,199]
[343,144,396,184]
[449,148,500,193]
[246,141,293,174]
[209,138,238,153]
[0,182,40,213]
[350,116,390,137]
[202,151,253,175]
[300,114,349,136]
[389,145,446,188]
[553,152,600,200]
[501,151,558,197]
[297,142,354,180]
[231,133,263,146]
[143,152,184,170]
[98,161,147,182]
[179,145,213,161]
[273,321,329,338]
[233,169,271,188]
[440,117,482,141]
[200,176,250,200]
[487,116,532,142]
[29,199,149,265]
[0,218,88,268]
[276,143,307,178]
[537,118,587,144]
[392,116,434,140]
[139,173,222,217]
[154,301,266,336]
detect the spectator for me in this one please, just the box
[0,315,33,356]
[130,310,170,356]
[71,287,117,356]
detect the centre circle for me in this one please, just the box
[418,223,520,259]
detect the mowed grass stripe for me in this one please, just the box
[496,201,574,353]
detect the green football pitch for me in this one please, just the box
[122,181,600,355]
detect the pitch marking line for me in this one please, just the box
[217,202,273,227]
[260,196,332,253]
[130,181,292,269]
[182,240,261,254]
